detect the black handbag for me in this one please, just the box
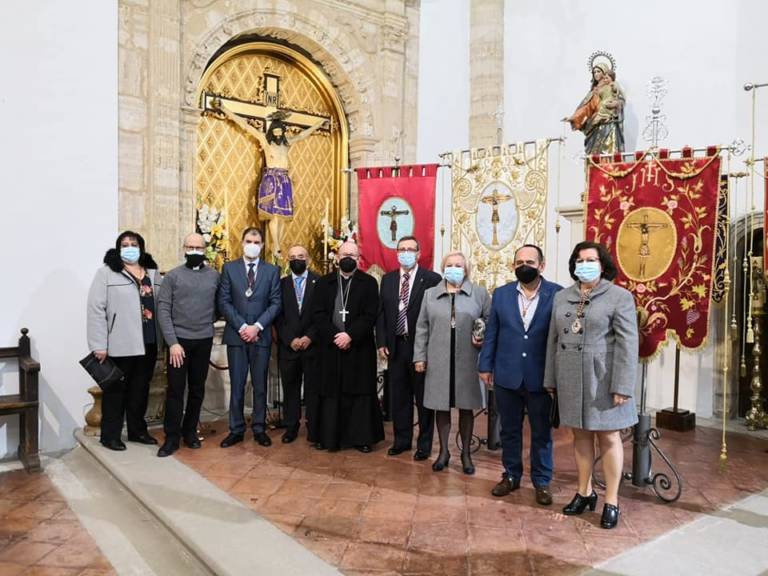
[549,391,560,429]
[79,352,125,391]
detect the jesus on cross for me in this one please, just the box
[627,213,669,278]
[380,204,410,242]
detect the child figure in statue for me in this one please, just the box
[212,99,327,259]
[565,53,625,155]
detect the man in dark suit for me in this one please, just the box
[479,244,562,505]
[275,244,319,444]
[376,235,442,460]
[217,227,282,448]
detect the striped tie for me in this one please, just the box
[396,272,410,335]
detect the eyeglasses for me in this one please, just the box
[397,248,418,253]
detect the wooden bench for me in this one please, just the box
[0,328,41,472]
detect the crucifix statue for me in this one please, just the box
[480,188,515,247]
[204,71,329,260]
[627,213,669,278]
[380,204,410,242]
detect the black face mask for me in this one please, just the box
[289,259,307,276]
[515,265,540,284]
[339,256,357,273]
[185,253,206,269]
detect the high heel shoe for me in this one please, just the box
[460,453,475,475]
[562,491,598,515]
[600,503,620,529]
[432,453,450,472]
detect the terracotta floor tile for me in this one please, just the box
[0,502,21,517]
[408,522,469,554]
[0,541,57,566]
[361,500,415,523]
[0,518,42,538]
[18,567,80,576]
[321,482,373,501]
[36,543,102,569]
[403,549,469,576]
[5,502,66,521]
[26,522,82,545]
[0,562,25,576]
[295,537,348,565]
[468,552,531,576]
[258,494,319,516]
[74,569,117,576]
[357,518,412,547]
[297,514,360,541]
[259,512,304,535]
[229,476,285,498]
[339,541,406,572]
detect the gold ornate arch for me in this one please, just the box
[194,41,348,265]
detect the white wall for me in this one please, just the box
[418,0,471,268]
[0,1,118,458]
[418,0,768,417]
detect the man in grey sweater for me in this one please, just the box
[156,233,220,457]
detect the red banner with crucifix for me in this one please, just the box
[585,148,722,359]
[356,164,438,274]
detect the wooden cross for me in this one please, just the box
[381,204,410,242]
[202,71,329,131]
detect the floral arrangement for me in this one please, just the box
[318,216,357,265]
[196,203,228,266]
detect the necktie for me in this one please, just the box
[247,263,255,288]
[396,271,410,335]
[294,276,305,310]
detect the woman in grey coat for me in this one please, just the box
[414,252,490,475]
[543,241,638,529]
[87,231,162,451]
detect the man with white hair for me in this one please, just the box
[156,233,219,457]
[311,241,384,452]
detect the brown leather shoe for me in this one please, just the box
[535,486,553,506]
[491,475,521,497]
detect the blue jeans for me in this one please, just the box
[227,344,271,435]
[494,385,553,487]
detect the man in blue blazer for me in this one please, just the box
[479,244,562,505]
[218,227,282,448]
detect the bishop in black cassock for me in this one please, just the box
[312,241,384,452]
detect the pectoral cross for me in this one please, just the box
[338,308,349,322]
[627,213,669,278]
[381,204,410,242]
[480,189,515,247]
[202,71,329,133]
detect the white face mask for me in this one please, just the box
[243,243,262,259]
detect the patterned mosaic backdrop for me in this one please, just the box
[196,50,342,265]
[450,142,549,292]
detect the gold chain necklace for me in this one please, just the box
[571,286,593,334]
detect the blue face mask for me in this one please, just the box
[120,246,141,264]
[397,251,417,269]
[444,266,465,286]
[574,261,601,283]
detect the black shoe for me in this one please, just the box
[535,486,553,506]
[563,491,598,515]
[432,453,450,472]
[101,439,127,451]
[157,441,179,457]
[600,503,620,529]
[128,433,158,445]
[491,474,521,497]
[387,445,410,456]
[413,450,430,461]
[183,436,202,449]
[254,432,272,447]
[220,433,244,448]
[355,444,372,453]
[460,453,475,475]
[282,430,298,444]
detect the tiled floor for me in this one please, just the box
[0,469,116,576]
[176,416,768,576]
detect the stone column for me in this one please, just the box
[469,0,504,148]
[146,0,182,270]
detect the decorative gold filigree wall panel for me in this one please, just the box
[195,44,347,264]
[450,142,549,292]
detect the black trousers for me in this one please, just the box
[103,345,158,442]
[278,347,318,440]
[163,337,213,443]
[389,335,434,453]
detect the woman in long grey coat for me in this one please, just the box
[414,252,490,475]
[543,241,638,529]
[87,231,162,451]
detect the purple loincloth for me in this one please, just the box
[258,167,294,219]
